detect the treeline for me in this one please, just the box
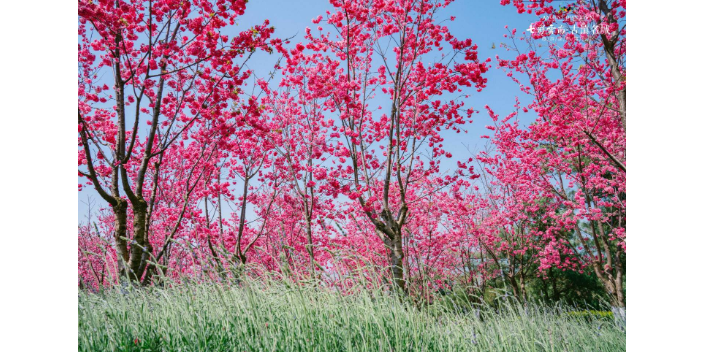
[78,0,626,310]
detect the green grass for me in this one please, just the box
[78,280,625,351]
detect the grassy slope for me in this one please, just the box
[79,282,625,352]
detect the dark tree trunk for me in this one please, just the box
[384,231,407,295]
[305,214,316,278]
[113,199,130,277]
[127,199,149,281]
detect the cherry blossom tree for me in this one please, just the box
[279,0,488,293]
[480,0,626,309]
[262,76,341,277]
[78,0,274,283]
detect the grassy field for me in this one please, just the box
[78,280,625,351]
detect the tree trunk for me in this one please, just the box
[593,261,626,326]
[113,199,130,278]
[204,190,226,281]
[384,232,407,295]
[127,199,149,282]
[507,275,522,304]
[235,177,249,265]
[612,278,626,325]
[305,214,316,278]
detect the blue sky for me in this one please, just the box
[79,0,540,221]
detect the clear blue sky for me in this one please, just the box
[79,0,539,221]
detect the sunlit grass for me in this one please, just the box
[78,280,625,352]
